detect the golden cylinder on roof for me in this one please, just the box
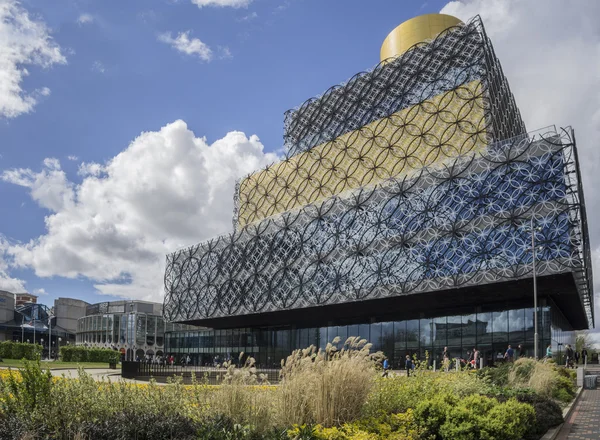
[380,13,463,62]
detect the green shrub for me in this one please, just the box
[476,363,511,387]
[1,360,53,417]
[0,341,13,359]
[413,393,456,439]
[363,370,488,418]
[0,341,41,361]
[495,393,563,440]
[0,412,28,440]
[552,375,576,403]
[482,398,536,440]
[80,411,200,440]
[59,346,120,364]
[288,410,425,440]
[438,395,534,440]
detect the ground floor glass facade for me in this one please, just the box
[165,301,574,368]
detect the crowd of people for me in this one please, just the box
[134,354,192,367]
[379,344,592,376]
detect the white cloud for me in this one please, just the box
[67,155,78,161]
[441,0,600,322]
[77,13,93,25]
[0,0,66,118]
[191,0,251,8]
[91,61,106,74]
[2,158,74,212]
[158,31,213,62]
[1,120,277,301]
[218,46,232,60]
[0,238,26,293]
[237,12,257,21]
[33,288,47,295]
[77,161,104,177]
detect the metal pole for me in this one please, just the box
[48,314,52,360]
[532,217,539,361]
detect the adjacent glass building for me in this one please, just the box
[163,14,593,367]
[76,301,194,361]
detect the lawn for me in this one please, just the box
[0,358,120,369]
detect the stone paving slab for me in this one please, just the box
[556,389,600,440]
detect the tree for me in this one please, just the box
[575,331,592,354]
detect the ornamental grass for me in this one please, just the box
[0,344,575,440]
[277,336,383,427]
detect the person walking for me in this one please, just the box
[405,355,413,377]
[442,346,451,372]
[582,347,588,364]
[575,350,581,365]
[545,344,552,361]
[518,344,525,359]
[504,345,514,362]
[473,347,480,369]
[565,344,574,368]
[382,357,390,378]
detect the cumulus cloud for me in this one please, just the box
[77,13,93,25]
[1,121,277,301]
[33,288,47,296]
[191,0,251,8]
[158,31,213,62]
[67,155,78,161]
[441,0,600,320]
[0,0,66,118]
[0,238,26,293]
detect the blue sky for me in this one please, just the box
[1,0,599,324]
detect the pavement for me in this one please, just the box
[49,368,121,381]
[556,389,600,440]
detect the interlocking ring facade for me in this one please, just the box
[165,128,593,326]
[234,17,525,228]
[164,16,593,328]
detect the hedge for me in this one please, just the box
[59,346,121,364]
[0,341,42,360]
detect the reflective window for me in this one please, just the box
[156,318,165,346]
[146,316,156,346]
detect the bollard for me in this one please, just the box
[480,358,483,369]
[577,367,584,388]
[456,359,459,372]
[433,360,436,372]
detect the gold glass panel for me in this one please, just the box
[238,80,487,227]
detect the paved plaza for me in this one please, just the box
[557,389,600,440]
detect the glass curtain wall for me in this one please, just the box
[165,303,573,368]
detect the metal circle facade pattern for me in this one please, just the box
[163,16,593,328]
[164,129,592,327]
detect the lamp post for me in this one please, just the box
[530,218,543,361]
[48,314,52,360]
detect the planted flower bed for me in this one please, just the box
[0,338,575,440]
